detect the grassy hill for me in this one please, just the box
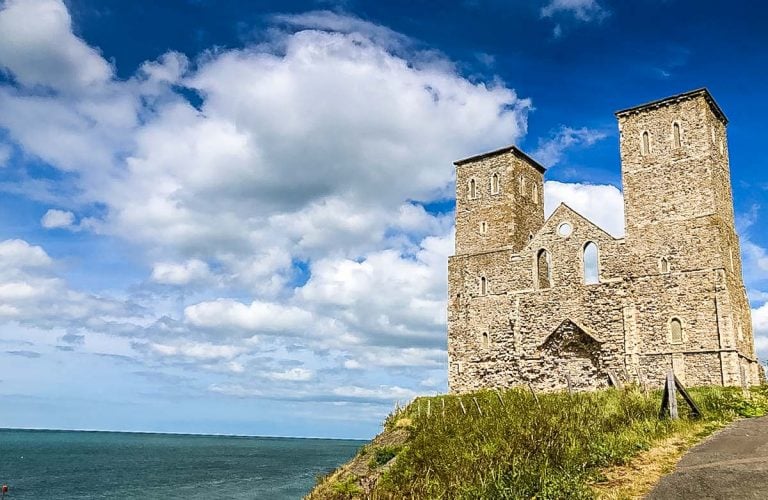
[308,385,768,499]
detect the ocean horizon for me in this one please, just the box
[0,428,364,499]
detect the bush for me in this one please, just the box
[368,445,401,468]
[330,475,363,498]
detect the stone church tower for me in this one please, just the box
[447,89,761,392]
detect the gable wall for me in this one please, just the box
[448,91,762,394]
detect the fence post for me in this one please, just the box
[472,397,483,416]
[495,389,505,407]
[441,398,445,420]
[527,382,540,406]
[659,370,679,419]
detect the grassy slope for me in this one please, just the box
[309,385,768,499]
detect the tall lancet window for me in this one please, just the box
[491,173,500,194]
[480,276,487,296]
[670,318,683,343]
[536,249,552,289]
[673,122,682,148]
[583,242,599,284]
[469,178,476,199]
[641,131,650,155]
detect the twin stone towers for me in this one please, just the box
[447,88,761,393]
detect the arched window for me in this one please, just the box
[669,318,683,343]
[532,183,539,204]
[469,178,476,199]
[673,122,681,148]
[480,276,487,295]
[641,131,650,155]
[519,175,525,195]
[481,332,490,348]
[583,242,599,284]
[536,249,552,289]
[659,257,670,274]
[491,173,500,194]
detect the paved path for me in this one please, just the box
[647,416,768,499]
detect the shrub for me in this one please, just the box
[368,445,401,468]
[330,475,362,498]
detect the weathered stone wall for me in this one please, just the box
[447,89,762,394]
[454,148,544,256]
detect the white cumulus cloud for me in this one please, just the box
[41,208,75,229]
[0,0,113,91]
[544,181,625,237]
[150,259,212,286]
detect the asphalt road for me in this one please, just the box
[647,416,768,499]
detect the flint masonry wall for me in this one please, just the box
[447,89,762,394]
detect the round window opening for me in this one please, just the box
[557,222,573,237]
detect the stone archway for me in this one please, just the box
[536,319,607,391]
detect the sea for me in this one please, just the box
[0,428,364,499]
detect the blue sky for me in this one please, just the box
[0,0,766,439]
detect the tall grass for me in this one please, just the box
[371,385,768,499]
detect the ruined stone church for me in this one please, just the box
[447,88,761,393]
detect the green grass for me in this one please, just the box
[366,385,768,499]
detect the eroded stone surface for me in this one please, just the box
[447,89,762,393]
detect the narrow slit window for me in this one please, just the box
[583,242,599,284]
[480,276,487,295]
[729,249,735,272]
[519,175,525,195]
[660,257,670,274]
[532,183,539,204]
[642,131,650,155]
[469,178,476,199]
[481,332,490,348]
[673,122,681,148]
[491,173,500,194]
[670,318,683,343]
[480,221,487,234]
[536,249,552,289]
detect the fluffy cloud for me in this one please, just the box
[148,341,244,361]
[751,302,768,356]
[0,1,626,412]
[0,239,52,269]
[268,368,314,382]
[0,0,112,91]
[150,259,213,286]
[41,208,75,229]
[0,239,141,328]
[184,299,314,335]
[544,181,625,237]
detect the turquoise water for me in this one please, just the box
[0,429,363,499]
